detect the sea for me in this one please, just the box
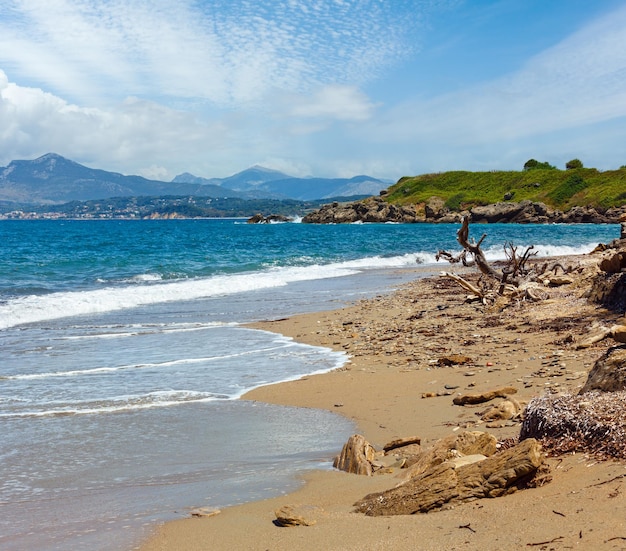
[0,219,620,551]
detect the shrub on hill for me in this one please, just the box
[386,166,626,210]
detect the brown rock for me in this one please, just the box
[587,272,626,313]
[453,386,518,405]
[333,434,376,475]
[274,505,320,527]
[354,438,544,515]
[579,345,626,393]
[403,431,497,480]
[545,275,574,287]
[599,250,626,273]
[383,436,422,453]
[425,196,447,219]
[189,507,221,518]
[437,354,473,366]
[481,399,521,421]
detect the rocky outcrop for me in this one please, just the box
[353,438,544,515]
[302,197,423,224]
[302,198,625,224]
[247,213,293,223]
[470,200,556,223]
[587,241,626,313]
[402,431,497,479]
[579,345,626,393]
[333,434,377,475]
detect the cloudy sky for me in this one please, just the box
[1,0,625,181]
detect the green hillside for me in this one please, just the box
[386,166,626,211]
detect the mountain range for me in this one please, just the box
[0,153,390,205]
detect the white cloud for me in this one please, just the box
[0,71,229,176]
[289,85,376,122]
[0,0,419,106]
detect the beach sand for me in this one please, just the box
[139,257,626,551]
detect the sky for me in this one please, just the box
[1,0,626,182]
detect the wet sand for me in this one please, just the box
[139,257,626,550]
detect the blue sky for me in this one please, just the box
[1,0,625,181]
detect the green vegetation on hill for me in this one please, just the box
[386,165,626,211]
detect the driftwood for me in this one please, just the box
[437,216,569,303]
[354,438,544,515]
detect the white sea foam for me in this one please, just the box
[60,321,237,340]
[482,241,601,261]
[0,255,423,329]
[0,241,599,330]
[0,390,220,419]
[4,342,298,381]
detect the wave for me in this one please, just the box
[482,241,601,261]
[0,240,600,330]
[0,254,426,329]
[3,343,297,381]
[59,321,237,340]
[0,390,223,419]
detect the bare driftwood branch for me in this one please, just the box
[455,216,501,280]
[436,217,560,304]
[440,271,484,298]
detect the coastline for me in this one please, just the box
[139,255,626,551]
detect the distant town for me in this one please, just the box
[0,195,352,220]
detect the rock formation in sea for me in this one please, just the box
[301,195,626,224]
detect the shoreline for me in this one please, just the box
[139,255,626,551]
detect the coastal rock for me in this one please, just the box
[302,197,423,224]
[424,196,447,219]
[247,213,293,224]
[333,434,376,476]
[598,250,626,273]
[274,504,321,527]
[587,272,626,313]
[579,345,626,393]
[437,354,473,366]
[302,197,623,225]
[452,386,518,406]
[189,507,221,518]
[470,200,556,224]
[402,431,497,479]
[383,436,422,453]
[353,438,544,515]
[481,399,522,421]
[544,275,574,287]
[561,205,611,224]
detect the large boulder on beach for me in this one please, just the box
[579,345,626,393]
[333,434,376,475]
[402,430,497,479]
[353,438,544,515]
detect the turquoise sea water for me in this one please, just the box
[0,219,620,550]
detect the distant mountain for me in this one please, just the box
[0,153,247,204]
[173,166,389,201]
[0,153,389,205]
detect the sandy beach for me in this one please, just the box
[139,254,626,551]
